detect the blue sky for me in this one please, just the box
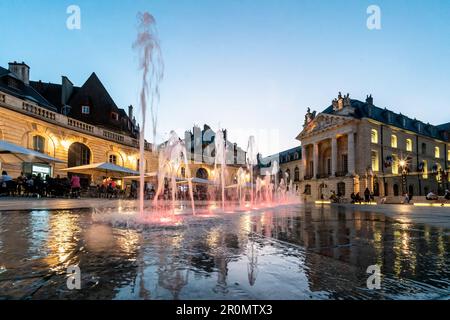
[1,0,450,155]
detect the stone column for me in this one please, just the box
[313,142,319,179]
[301,144,307,179]
[331,137,337,177]
[348,132,355,175]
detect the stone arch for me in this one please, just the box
[20,130,56,156]
[196,167,209,180]
[68,142,92,167]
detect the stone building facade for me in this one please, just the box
[258,146,302,193]
[296,93,450,201]
[0,61,157,187]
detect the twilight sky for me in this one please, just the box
[1,0,449,156]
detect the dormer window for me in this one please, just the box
[111,112,119,121]
[402,117,407,127]
[81,105,90,114]
[0,94,5,103]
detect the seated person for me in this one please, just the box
[426,191,439,201]
[444,189,450,201]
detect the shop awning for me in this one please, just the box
[0,139,65,164]
[61,162,139,176]
[123,172,158,180]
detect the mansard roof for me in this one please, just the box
[0,66,57,111]
[322,98,449,141]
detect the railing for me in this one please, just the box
[304,175,313,180]
[67,118,94,133]
[23,102,56,121]
[1,91,152,151]
[336,171,348,177]
[103,130,124,142]
[317,173,330,179]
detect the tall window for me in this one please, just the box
[421,143,427,155]
[422,160,428,179]
[109,154,117,164]
[406,139,413,152]
[392,155,399,174]
[371,129,378,144]
[304,184,311,195]
[391,135,398,148]
[33,135,45,153]
[434,146,440,158]
[448,149,450,162]
[337,182,346,196]
[342,154,348,173]
[371,150,379,172]
[180,167,186,178]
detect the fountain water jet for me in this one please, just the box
[133,12,164,216]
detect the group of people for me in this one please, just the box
[426,189,450,201]
[349,188,376,204]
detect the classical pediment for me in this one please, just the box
[296,113,355,140]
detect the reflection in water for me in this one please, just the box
[0,205,448,300]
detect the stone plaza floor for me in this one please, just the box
[0,199,449,299]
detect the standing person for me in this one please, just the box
[16,172,26,196]
[70,175,81,198]
[364,188,370,203]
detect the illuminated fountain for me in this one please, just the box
[93,12,300,227]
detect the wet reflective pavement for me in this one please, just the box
[0,204,449,300]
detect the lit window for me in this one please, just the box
[391,135,397,148]
[423,160,428,179]
[434,146,440,158]
[33,135,45,153]
[109,154,117,164]
[371,150,379,172]
[392,155,399,174]
[81,105,90,114]
[406,139,412,152]
[371,129,378,144]
[448,149,450,161]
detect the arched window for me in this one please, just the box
[109,154,117,164]
[371,129,378,144]
[434,146,440,158]
[294,167,300,182]
[391,135,397,148]
[286,169,291,183]
[68,142,91,167]
[180,167,186,178]
[406,139,413,152]
[33,135,45,153]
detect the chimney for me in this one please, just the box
[366,94,373,105]
[128,105,133,119]
[8,61,30,85]
[61,76,73,105]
